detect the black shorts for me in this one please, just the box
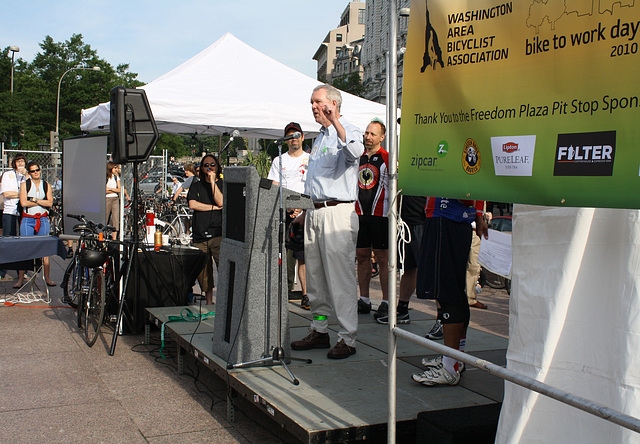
[437,301,471,326]
[356,215,389,250]
[415,217,472,304]
[398,223,423,271]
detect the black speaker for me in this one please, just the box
[225,182,246,242]
[110,87,159,164]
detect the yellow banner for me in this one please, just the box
[399,0,640,208]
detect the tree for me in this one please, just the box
[0,34,143,149]
[332,72,367,98]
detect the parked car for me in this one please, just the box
[481,215,512,294]
[138,174,183,195]
[490,215,512,232]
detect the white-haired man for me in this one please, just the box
[290,84,363,359]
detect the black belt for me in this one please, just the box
[313,200,353,209]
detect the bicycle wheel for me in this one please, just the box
[172,217,186,236]
[157,218,179,238]
[84,269,106,347]
[62,258,81,308]
[77,268,87,329]
[49,213,62,236]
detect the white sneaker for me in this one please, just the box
[412,366,461,386]
[420,355,465,373]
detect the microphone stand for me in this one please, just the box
[220,130,239,167]
[228,140,311,385]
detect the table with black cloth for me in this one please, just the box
[0,235,67,269]
[125,245,207,333]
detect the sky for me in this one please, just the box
[2,0,357,84]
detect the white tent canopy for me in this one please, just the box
[81,33,389,139]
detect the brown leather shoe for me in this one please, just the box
[470,301,488,309]
[291,330,330,350]
[327,339,356,359]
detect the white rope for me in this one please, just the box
[393,193,412,278]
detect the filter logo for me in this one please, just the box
[554,130,616,176]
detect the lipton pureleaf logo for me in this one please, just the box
[502,142,518,153]
[462,138,481,175]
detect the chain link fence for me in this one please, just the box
[1,148,63,188]
[1,148,168,198]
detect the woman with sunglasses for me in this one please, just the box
[187,154,223,305]
[106,162,121,240]
[17,161,56,287]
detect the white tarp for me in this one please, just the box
[81,33,389,139]
[496,204,640,443]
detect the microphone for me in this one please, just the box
[276,132,301,143]
[221,129,240,153]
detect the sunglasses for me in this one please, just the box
[29,168,41,173]
[203,162,217,168]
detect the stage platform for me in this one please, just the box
[146,301,508,443]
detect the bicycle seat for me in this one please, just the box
[73,223,93,233]
[80,248,109,268]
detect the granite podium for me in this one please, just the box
[212,166,312,366]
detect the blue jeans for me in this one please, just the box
[20,216,50,236]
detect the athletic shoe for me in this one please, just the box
[300,295,310,310]
[412,366,461,386]
[420,355,465,374]
[358,298,372,314]
[375,309,410,325]
[0,274,14,281]
[373,302,388,321]
[426,320,443,340]
[291,330,330,350]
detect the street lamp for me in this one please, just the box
[55,65,101,136]
[9,46,19,94]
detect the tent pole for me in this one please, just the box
[387,0,399,443]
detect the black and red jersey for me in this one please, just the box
[356,148,389,217]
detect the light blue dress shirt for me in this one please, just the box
[304,116,364,202]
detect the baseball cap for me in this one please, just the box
[284,122,303,136]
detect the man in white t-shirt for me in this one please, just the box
[267,122,310,309]
[1,153,27,236]
[0,153,27,281]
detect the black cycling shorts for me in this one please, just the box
[356,215,389,250]
[416,217,472,304]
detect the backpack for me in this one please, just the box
[26,178,49,196]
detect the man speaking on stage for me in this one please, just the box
[290,84,363,359]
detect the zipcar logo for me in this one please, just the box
[502,142,518,153]
[554,130,616,177]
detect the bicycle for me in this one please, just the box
[61,215,99,309]
[156,198,192,242]
[77,224,120,346]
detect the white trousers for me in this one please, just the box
[466,232,482,305]
[304,203,359,347]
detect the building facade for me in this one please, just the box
[361,0,410,105]
[313,1,366,82]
